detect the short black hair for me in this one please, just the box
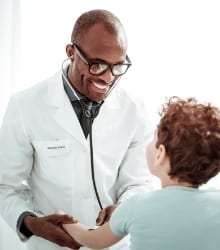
[71,9,123,44]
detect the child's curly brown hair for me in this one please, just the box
[157,96,220,186]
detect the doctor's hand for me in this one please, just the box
[96,204,118,226]
[23,213,82,249]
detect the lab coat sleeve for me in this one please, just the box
[116,101,154,203]
[0,95,35,233]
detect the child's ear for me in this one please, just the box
[156,144,166,165]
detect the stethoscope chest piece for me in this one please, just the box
[85,109,92,118]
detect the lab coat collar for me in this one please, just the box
[47,71,87,146]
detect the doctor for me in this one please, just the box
[0,9,152,250]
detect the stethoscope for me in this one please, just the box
[62,58,120,210]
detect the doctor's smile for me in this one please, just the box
[90,80,111,92]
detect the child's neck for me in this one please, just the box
[161,178,198,189]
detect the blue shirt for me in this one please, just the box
[110,186,220,250]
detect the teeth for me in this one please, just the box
[92,82,109,90]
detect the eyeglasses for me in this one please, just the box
[72,42,132,76]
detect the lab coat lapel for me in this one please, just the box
[47,72,88,147]
[92,87,121,134]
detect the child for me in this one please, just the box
[58,97,220,250]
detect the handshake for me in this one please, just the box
[23,205,118,249]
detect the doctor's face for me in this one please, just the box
[67,23,130,102]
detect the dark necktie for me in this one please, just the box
[81,100,93,138]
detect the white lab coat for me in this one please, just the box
[0,71,153,250]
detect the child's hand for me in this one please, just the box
[56,210,66,215]
[55,210,78,223]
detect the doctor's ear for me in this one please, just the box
[66,44,74,60]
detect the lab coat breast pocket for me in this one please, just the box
[32,139,73,184]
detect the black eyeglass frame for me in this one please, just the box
[71,42,132,76]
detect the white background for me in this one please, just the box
[0,1,220,249]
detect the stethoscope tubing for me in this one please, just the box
[62,58,103,209]
[61,58,121,210]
